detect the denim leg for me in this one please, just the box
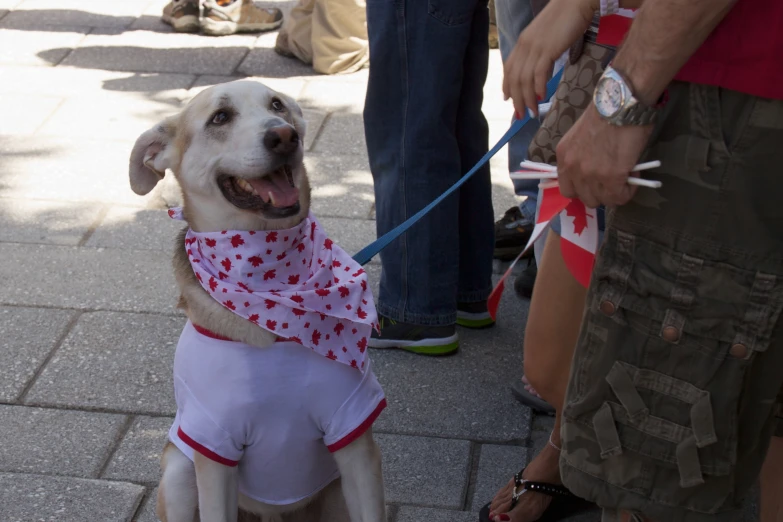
[456,1,493,304]
[364,0,490,325]
[495,0,539,221]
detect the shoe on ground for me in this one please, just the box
[274,30,296,58]
[161,0,201,32]
[202,0,283,36]
[513,258,537,299]
[494,206,534,261]
[369,315,459,355]
[456,301,495,329]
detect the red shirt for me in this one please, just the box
[597,0,783,101]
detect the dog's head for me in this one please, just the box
[129,80,310,232]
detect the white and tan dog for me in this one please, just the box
[129,80,385,522]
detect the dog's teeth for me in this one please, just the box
[268,191,276,206]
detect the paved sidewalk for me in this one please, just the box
[0,1,755,522]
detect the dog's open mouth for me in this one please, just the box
[218,165,300,217]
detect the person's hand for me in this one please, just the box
[503,0,597,117]
[556,105,653,208]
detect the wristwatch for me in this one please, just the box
[593,66,663,126]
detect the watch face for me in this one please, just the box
[595,76,624,118]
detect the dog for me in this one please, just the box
[129,80,386,522]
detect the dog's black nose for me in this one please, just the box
[263,125,300,156]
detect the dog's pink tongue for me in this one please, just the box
[249,171,299,208]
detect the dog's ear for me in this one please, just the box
[129,116,178,195]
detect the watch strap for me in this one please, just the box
[600,0,619,16]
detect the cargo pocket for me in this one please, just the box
[565,229,783,514]
[428,0,480,26]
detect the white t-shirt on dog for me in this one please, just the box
[168,321,386,505]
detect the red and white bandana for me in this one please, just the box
[168,208,378,372]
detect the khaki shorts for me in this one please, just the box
[560,82,783,522]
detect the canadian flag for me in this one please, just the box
[487,182,599,320]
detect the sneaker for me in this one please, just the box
[513,258,537,299]
[161,0,201,33]
[369,315,459,355]
[456,301,495,329]
[202,0,283,36]
[488,0,499,49]
[494,206,534,261]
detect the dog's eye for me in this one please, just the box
[211,110,230,125]
[270,99,285,112]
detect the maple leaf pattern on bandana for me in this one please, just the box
[168,208,378,372]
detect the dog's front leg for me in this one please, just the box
[194,452,239,522]
[333,429,385,522]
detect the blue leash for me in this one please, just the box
[352,69,563,266]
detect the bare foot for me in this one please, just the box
[487,441,561,522]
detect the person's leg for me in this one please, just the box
[364,0,485,352]
[310,0,368,74]
[487,231,589,522]
[559,83,783,522]
[275,0,315,63]
[760,402,783,522]
[455,1,494,310]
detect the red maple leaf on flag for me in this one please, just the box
[196,273,203,282]
[237,281,250,291]
[297,243,306,253]
[221,258,232,272]
[248,314,259,323]
[350,360,358,368]
[266,319,277,330]
[290,294,304,303]
[316,288,330,297]
[288,274,300,285]
[334,276,340,284]
[352,269,364,277]
[334,323,345,335]
[361,280,367,291]
[185,236,197,245]
[311,330,322,346]
[264,299,276,309]
[565,199,589,236]
[310,222,317,240]
[290,336,302,344]
[282,323,288,329]
[332,260,341,268]
[277,252,286,261]
[230,234,244,248]
[357,337,367,353]
[223,300,236,310]
[338,286,350,298]
[356,307,368,320]
[208,277,218,292]
[326,349,337,360]
[292,308,306,317]
[324,238,333,250]
[266,232,278,243]
[205,238,217,248]
[263,269,276,281]
[248,256,263,267]
[218,272,228,280]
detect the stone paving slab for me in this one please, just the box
[103,416,171,484]
[304,153,375,219]
[5,0,150,29]
[238,41,316,80]
[0,472,144,522]
[312,112,366,156]
[301,107,328,151]
[0,306,75,401]
[189,74,306,101]
[25,312,182,414]
[0,198,104,245]
[370,277,531,441]
[0,24,89,67]
[395,506,476,522]
[0,135,167,208]
[470,444,527,511]
[0,93,62,135]
[62,29,258,75]
[0,405,127,477]
[86,207,185,252]
[0,243,178,313]
[377,433,471,509]
[0,65,195,97]
[38,90,188,141]
[135,488,158,522]
[299,78,366,114]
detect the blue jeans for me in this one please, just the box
[495,0,539,222]
[364,0,493,325]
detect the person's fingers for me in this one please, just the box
[575,179,601,209]
[558,174,577,199]
[533,58,553,104]
[519,49,539,117]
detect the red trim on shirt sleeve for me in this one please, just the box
[327,398,387,453]
[192,324,235,342]
[177,427,239,467]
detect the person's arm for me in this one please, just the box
[610,0,737,105]
[554,0,739,208]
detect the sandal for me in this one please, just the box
[478,467,596,522]
[511,380,556,416]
